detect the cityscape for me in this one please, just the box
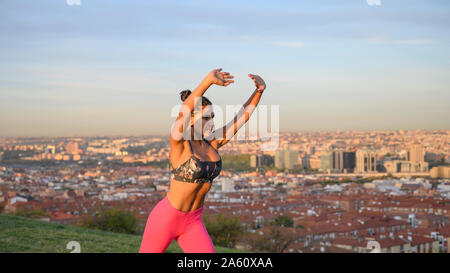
[1,129,449,253]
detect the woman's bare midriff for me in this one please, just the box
[166,178,212,212]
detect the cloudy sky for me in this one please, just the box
[0,0,449,137]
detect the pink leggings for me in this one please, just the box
[139,195,215,253]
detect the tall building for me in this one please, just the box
[408,144,424,163]
[275,149,298,170]
[302,154,311,169]
[384,160,429,173]
[285,150,298,170]
[275,149,285,169]
[343,151,356,171]
[430,166,450,179]
[356,149,377,173]
[309,155,321,170]
[320,150,333,171]
[332,149,344,170]
[320,149,356,173]
[250,153,264,169]
[250,155,257,168]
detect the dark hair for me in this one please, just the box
[180,89,212,106]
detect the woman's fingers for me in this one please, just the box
[249,74,264,83]
[248,73,265,89]
[217,71,234,83]
[210,68,235,86]
[223,79,234,86]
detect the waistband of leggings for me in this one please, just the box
[163,196,203,215]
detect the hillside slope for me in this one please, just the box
[0,215,246,253]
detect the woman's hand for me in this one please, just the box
[206,68,234,87]
[248,74,266,92]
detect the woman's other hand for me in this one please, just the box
[248,74,266,92]
[206,68,234,86]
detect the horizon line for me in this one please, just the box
[1,128,449,139]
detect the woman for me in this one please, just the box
[139,68,266,253]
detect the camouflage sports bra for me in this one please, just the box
[169,138,222,183]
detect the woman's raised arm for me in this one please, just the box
[169,68,234,147]
[208,74,266,149]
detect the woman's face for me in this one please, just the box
[190,105,215,139]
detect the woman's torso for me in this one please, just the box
[167,138,221,212]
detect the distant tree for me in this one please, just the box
[272,215,294,228]
[262,155,274,167]
[221,154,251,172]
[0,150,37,161]
[82,208,138,235]
[204,213,244,248]
[245,225,297,253]
[14,209,49,219]
[120,146,148,155]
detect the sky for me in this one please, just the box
[0,0,449,137]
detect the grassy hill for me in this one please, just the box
[0,214,246,253]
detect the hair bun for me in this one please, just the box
[180,89,192,102]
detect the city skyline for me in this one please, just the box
[1,0,449,137]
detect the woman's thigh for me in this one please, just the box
[139,197,185,253]
[176,216,215,253]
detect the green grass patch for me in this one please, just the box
[0,214,246,253]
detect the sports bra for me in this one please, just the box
[169,138,222,183]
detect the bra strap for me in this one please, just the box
[187,139,194,154]
[203,137,218,153]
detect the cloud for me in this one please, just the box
[272,41,304,48]
[366,0,381,6]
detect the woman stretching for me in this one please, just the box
[139,68,266,253]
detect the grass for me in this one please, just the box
[0,214,246,253]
